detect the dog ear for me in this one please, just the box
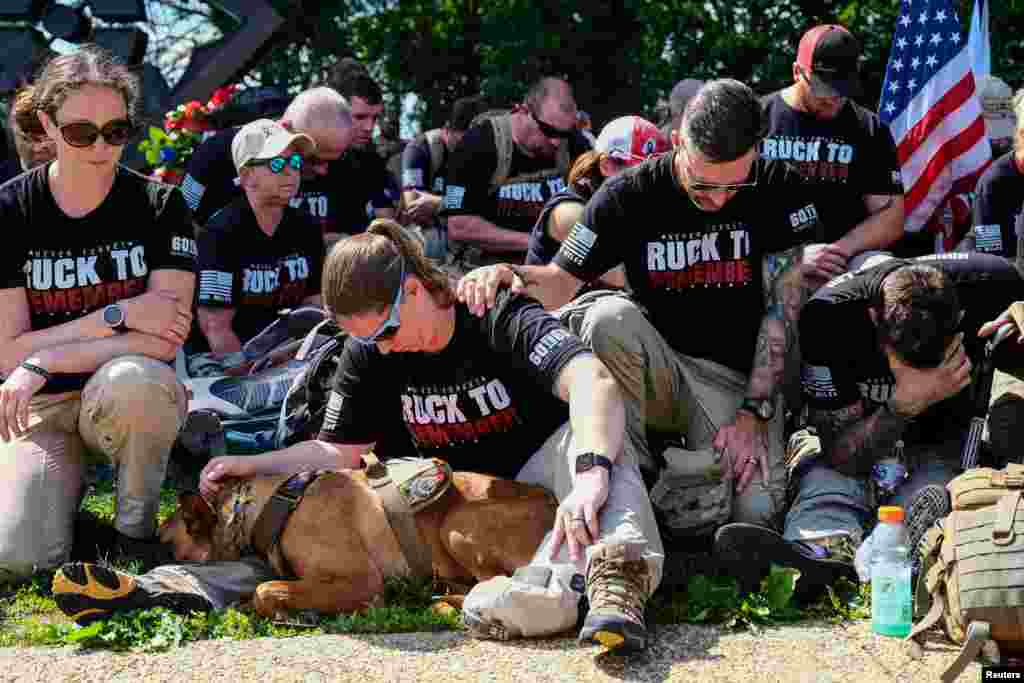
[179,492,216,539]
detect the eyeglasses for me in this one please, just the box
[248,153,304,174]
[351,259,406,345]
[677,147,760,193]
[530,110,575,139]
[56,118,134,148]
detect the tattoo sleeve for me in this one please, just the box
[746,245,813,400]
[809,400,909,477]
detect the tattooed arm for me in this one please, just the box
[808,399,910,477]
[746,244,815,402]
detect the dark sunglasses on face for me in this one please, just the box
[248,153,304,174]
[678,147,760,193]
[57,118,134,148]
[530,110,575,139]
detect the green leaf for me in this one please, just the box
[63,622,104,643]
[762,564,801,611]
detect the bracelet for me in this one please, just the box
[19,361,51,384]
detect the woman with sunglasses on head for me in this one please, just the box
[526,115,669,293]
[198,218,663,652]
[194,119,323,358]
[0,45,198,580]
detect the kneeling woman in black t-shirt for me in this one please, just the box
[0,46,197,579]
[200,218,663,652]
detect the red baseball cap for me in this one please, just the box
[595,116,670,166]
[796,24,862,99]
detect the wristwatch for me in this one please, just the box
[102,303,127,332]
[739,397,775,421]
[575,452,614,476]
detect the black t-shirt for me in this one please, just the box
[0,164,198,390]
[401,131,448,196]
[0,159,24,186]
[800,252,1023,445]
[970,152,1023,258]
[440,120,591,237]
[553,153,827,374]
[317,292,588,479]
[181,128,395,235]
[196,197,324,344]
[526,189,584,266]
[760,92,904,242]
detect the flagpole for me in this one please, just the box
[968,0,991,80]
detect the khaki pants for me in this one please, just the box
[0,355,186,582]
[462,417,664,638]
[557,292,787,530]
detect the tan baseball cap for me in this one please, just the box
[978,75,1017,144]
[231,118,316,172]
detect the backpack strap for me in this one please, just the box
[908,524,948,643]
[942,621,991,683]
[488,114,515,196]
[424,129,446,188]
[993,490,1022,545]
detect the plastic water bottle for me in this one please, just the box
[871,505,913,637]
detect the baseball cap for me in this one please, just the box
[231,118,316,172]
[978,75,1017,144]
[595,116,670,166]
[669,79,706,118]
[796,24,862,99]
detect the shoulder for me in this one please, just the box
[0,164,41,211]
[116,165,183,210]
[843,101,889,137]
[457,122,496,153]
[760,89,785,111]
[202,197,249,235]
[978,152,1018,187]
[758,157,805,186]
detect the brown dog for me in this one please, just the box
[159,469,556,618]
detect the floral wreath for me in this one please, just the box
[138,84,240,185]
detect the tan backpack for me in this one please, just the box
[910,463,1024,682]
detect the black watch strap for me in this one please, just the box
[575,452,614,475]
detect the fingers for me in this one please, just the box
[4,389,20,440]
[565,512,582,562]
[484,270,501,309]
[584,502,600,545]
[0,393,11,442]
[736,457,755,494]
[759,444,770,487]
[549,514,567,560]
[16,391,30,437]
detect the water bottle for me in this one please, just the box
[871,505,913,637]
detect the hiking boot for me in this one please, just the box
[906,484,950,578]
[113,532,175,571]
[578,543,651,652]
[52,563,212,625]
[714,522,858,602]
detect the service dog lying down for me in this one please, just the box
[53,459,557,622]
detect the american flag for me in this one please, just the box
[879,0,992,236]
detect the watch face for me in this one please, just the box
[103,304,124,327]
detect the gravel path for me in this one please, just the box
[0,620,982,682]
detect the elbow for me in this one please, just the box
[447,216,473,241]
[150,338,179,362]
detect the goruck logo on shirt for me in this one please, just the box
[496,177,567,220]
[401,376,523,449]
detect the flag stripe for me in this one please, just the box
[904,116,986,211]
[895,72,976,163]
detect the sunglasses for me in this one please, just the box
[677,147,760,193]
[351,259,406,345]
[56,118,134,148]
[530,110,575,139]
[248,153,304,174]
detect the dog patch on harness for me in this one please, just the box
[383,457,453,513]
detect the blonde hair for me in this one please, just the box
[15,45,138,142]
[322,219,454,317]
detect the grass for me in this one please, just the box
[0,477,871,652]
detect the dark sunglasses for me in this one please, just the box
[56,118,134,148]
[248,153,304,174]
[530,110,575,139]
[678,147,760,193]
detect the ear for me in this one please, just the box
[37,110,57,140]
[179,492,216,539]
[792,62,802,84]
[279,119,295,132]
[598,156,620,179]
[670,128,680,149]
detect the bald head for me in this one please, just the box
[526,77,576,115]
[281,86,354,166]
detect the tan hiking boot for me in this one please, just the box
[579,543,651,652]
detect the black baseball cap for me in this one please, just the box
[669,79,706,118]
[796,25,862,99]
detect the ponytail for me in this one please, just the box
[322,219,455,318]
[13,85,45,141]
